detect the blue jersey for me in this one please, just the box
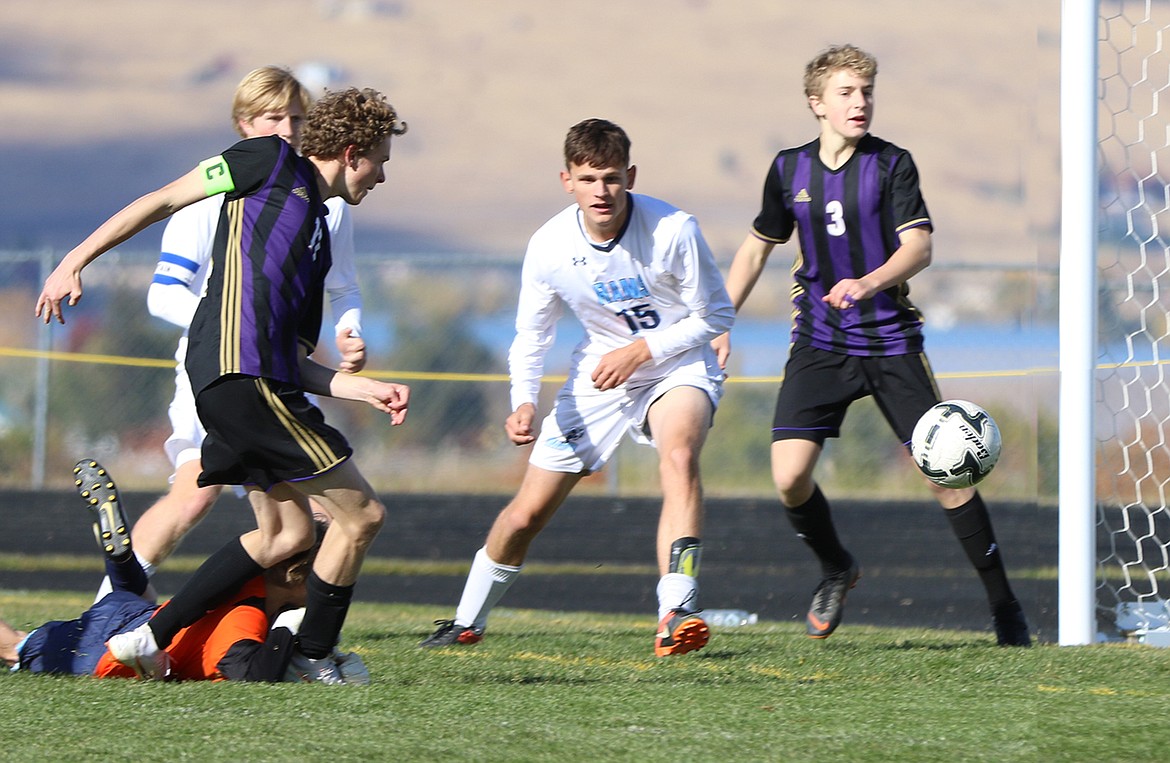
[751,134,931,357]
[186,136,331,393]
[18,592,156,675]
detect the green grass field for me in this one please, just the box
[1,590,1167,762]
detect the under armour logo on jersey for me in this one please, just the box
[572,256,587,266]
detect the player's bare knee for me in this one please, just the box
[495,503,550,542]
[290,528,318,556]
[773,472,814,507]
[356,501,386,543]
[177,491,219,529]
[254,526,316,566]
[934,483,976,509]
[334,496,384,548]
[658,444,701,481]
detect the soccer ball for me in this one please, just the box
[910,400,1002,488]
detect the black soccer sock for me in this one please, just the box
[296,571,355,659]
[784,485,854,575]
[104,552,149,597]
[147,536,263,648]
[944,492,1017,611]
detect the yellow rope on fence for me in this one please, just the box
[4,345,1140,385]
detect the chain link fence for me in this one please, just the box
[0,249,1053,501]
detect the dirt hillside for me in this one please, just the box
[0,1,1060,268]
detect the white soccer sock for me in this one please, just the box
[656,572,700,620]
[454,547,522,631]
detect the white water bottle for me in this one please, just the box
[704,609,758,627]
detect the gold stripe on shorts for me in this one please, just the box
[914,352,941,399]
[254,378,338,471]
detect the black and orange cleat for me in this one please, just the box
[654,608,710,657]
[418,619,484,648]
[806,562,861,639]
[73,459,132,561]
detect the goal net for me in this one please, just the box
[1094,0,1170,643]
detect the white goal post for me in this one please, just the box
[1059,0,1097,646]
[1064,0,1170,646]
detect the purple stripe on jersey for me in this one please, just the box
[856,151,884,273]
[235,144,288,378]
[237,230,258,376]
[265,196,310,383]
[858,152,912,355]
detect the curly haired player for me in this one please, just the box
[36,87,412,679]
[92,66,369,604]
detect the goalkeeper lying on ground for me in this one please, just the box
[0,460,366,683]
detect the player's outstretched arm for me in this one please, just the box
[297,352,409,425]
[340,376,409,426]
[35,169,209,324]
[724,234,776,310]
[710,233,775,368]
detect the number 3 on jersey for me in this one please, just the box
[616,303,660,334]
[825,199,846,237]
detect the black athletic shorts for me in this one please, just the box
[772,345,942,447]
[195,375,352,490]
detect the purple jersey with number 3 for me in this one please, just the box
[751,134,931,357]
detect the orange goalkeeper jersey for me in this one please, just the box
[93,577,269,681]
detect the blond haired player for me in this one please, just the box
[714,44,1030,645]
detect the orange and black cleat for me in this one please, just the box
[654,608,710,657]
[806,562,861,639]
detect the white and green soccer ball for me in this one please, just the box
[910,400,1002,489]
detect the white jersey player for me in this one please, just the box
[97,66,366,600]
[421,118,734,657]
[509,193,729,472]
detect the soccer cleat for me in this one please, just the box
[106,622,171,680]
[73,459,132,561]
[333,651,371,685]
[418,619,484,648]
[285,649,345,684]
[654,609,710,657]
[806,561,861,639]
[992,601,1033,647]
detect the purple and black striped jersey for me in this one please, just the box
[751,134,931,357]
[186,136,331,393]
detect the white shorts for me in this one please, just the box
[163,357,205,477]
[529,364,723,474]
